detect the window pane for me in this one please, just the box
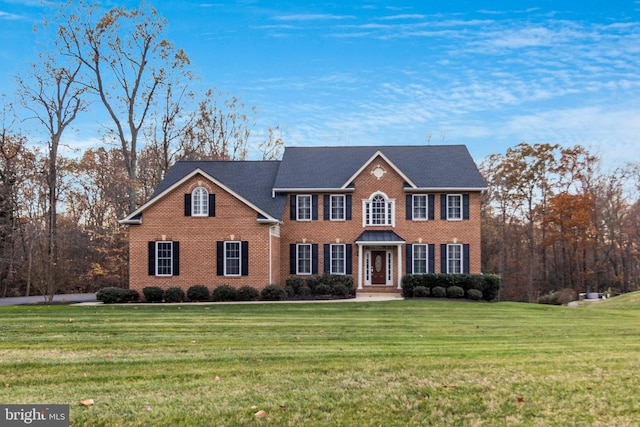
[413,244,427,274]
[371,195,386,224]
[156,242,173,275]
[331,195,344,220]
[192,187,208,216]
[297,196,311,220]
[297,244,311,274]
[225,242,240,275]
[448,244,462,274]
[331,244,345,274]
[413,195,427,219]
[447,195,461,219]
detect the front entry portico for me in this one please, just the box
[355,231,405,290]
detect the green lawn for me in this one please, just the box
[1,296,639,426]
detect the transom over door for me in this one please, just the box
[371,251,387,285]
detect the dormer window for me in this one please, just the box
[363,192,395,226]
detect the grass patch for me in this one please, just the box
[1,298,639,426]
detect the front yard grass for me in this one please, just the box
[0,298,639,426]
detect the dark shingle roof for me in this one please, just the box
[272,145,486,190]
[355,230,406,243]
[152,160,286,220]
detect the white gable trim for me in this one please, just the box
[119,168,279,224]
[342,150,417,189]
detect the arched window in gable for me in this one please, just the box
[192,186,209,216]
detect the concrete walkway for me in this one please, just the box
[0,292,403,306]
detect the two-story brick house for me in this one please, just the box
[120,145,487,295]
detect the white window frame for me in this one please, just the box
[296,195,312,221]
[413,244,428,274]
[224,241,241,276]
[330,195,345,221]
[412,195,428,220]
[363,192,395,226]
[155,241,173,276]
[447,244,463,274]
[192,186,209,217]
[330,244,346,275]
[447,194,462,220]
[296,243,312,275]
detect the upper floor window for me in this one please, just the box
[447,194,462,220]
[413,195,427,220]
[192,187,209,216]
[330,195,345,220]
[297,195,311,221]
[364,193,395,226]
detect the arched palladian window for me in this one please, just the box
[363,192,395,226]
[192,186,209,216]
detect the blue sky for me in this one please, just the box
[1,1,640,167]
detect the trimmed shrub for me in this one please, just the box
[331,283,350,298]
[285,276,306,295]
[142,286,164,303]
[401,275,419,297]
[447,286,465,299]
[261,284,288,301]
[314,283,331,296]
[187,285,210,302]
[164,287,185,303]
[413,286,430,298]
[97,287,139,304]
[467,288,483,301]
[432,286,446,298]
[482,275,501,301]
[237,286,259,301]
[212,285,238,302]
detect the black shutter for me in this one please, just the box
[241,241,249,276]
[148,242,156,275]
[345,195,352,220]
[290,195,296,220]
[289,244,296,275]
[345,244,352,274]
[216,241,224,276]
[324,244,330,273]
[428,244,435,273]
[406,244,413,274]
[463,194,470,220]
[440,194,447,220]
[208,194,216,217]
[311,244,318,274]
[184,194,192,217]
[440,244,447,273]
[172,242,180,276]
[463,244,470,274]
[312,195,318,220]
[428,195,435,220]
[323,195,330,220]
[406,195,412,220]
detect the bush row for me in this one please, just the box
[141,285,264,303]
[402,274,500,301]
[285,274,356,299]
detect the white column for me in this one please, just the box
[397,244,403,289]
[357,244,363,290]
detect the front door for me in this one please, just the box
[371,251,387,285]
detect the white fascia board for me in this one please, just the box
[404,187,488,192]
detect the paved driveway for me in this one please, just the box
[0,293,97,306]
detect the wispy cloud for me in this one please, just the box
[0,10,25,20]
[273,14,355,22]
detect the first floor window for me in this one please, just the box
[224,241,241,276]
[413,244,428,274]
[331,244,345,275]
[148,241,179,277]
[216,241,249,276]
[447,244,462,274]
[297,244,312,275]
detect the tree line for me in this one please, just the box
[480,142,640,302]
